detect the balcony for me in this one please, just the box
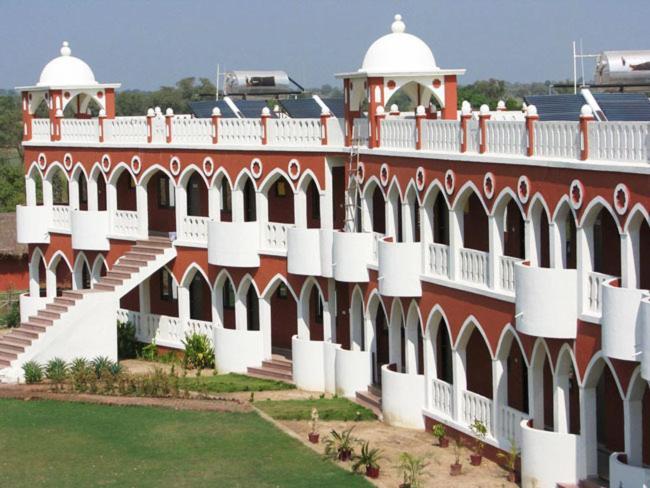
[71,210,110,251]
[584,270,615,316]
[16,205,50,244]
[260,222,291,255]
[601,279,648,361]
[50,205,71,233]
[287,228,333,277]
[377,238,422,297]
[610,452,650,488]
[208,220,260,267]
[332,231,374,282]
[381,364,425,428]
[514,261,578,339]
[459,248,489,288]
[427,243,450,279]
[178,215,209,247]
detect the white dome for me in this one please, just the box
[361,15,437,73]
[37,42,97,87]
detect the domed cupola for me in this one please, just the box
[37,42,98,87]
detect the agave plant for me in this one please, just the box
[323,427,357,461]
[45,358,68,389]
[91,356,114,378]
[69,357,91,375]
[22,360,43,384]
[351,441,382,472]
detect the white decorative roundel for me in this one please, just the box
[380,163,390,187]
[569,179,584,210]
[250,158,263,179]
[131,156,141,175]
[288,159,301,181]
[444,169,455,195]
[38,153,47,170]
[613,183,629,215]
[63,153,73,171]
[356,161,365,184]
[415,167,425,191]
[517,175,530,204]
[202,157,214,177]
[101,154,111,172]
[169,157,181,176]
[483,172,495,199]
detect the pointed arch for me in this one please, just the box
[179,263,211,289]
[421,178,448,208]
[91,254,108,283]
[234,167,257,191]
[297,169,322,193]
[454,315,494,358]
[48,250,73,272]
[259,167,295,194]
[178,164,210,188]
[580,196,622,232]
[138,163,174,186]
[210,166,233,189]
[107,162,135,186]
[493,186,525,218]
[452,180,489,213]
[262,273,299,302]
[70,163,89,182]
[582,351,624,396]
[72,252,92,290]
[362,175,386,200]
[298,276,324,305]
[495,324,530,367]
[44,161,70,182]
[349,284,366,351]
[527,192,552,221]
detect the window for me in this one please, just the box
[223,280,235,309]
[221,179,232,213]
[160,268,176,301]
[158,176,175,209]
[277,283,288,299]
[311,184,320,220]
[275,179,287,197]
[79,176,88,205]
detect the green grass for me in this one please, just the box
[178,373,295,393]
[255,397,376,421]
[0,398,370,487]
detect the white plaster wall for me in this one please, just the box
[332,231,373,282]
[641,297,650,381]
[601,280,648,361]
[16,205,50,244]
[520,420,580,488]
[381,365,426,428]
[515,262,578,338]
[287,228,321,276]
[208,221,260,267]
[19,293,52,323]
[609,452,650,488]
[323,341,340,394]
[334,347,372,397]
[378,240,422,297]
[71,210,110,251]
[319,229,333,278]
[213,326,263,373]
[292,335,325,391]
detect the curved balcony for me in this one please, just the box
[213,327,263,373]
[71,210,110,251]
[291,335,325,392]
[334,347,371,397]
[514,261,578,339]
[381,364,425,428]
[208,220,260,268]
[641,297,650,382]
[16,205,50,244]
[287,228,321,276]
[377,238,422,297]
[610,452,650,488]
[601,279,648,361]
[521,420,579,488]
[332,231,374,282]
[19,293,51,323]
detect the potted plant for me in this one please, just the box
[397,452,427,488]
[497,437,520,483]
[450,438,463,476]
[323,427,356,461]
[432,423,448,447]
[469,419,488,466]
[352,441,382,478]
[308,407,319,444]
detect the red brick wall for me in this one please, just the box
[0,255,29,291]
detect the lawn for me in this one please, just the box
[178,373,295,393]
[255,397,376,421]
[0,399,370,487]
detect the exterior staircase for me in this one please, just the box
[0,237,176,381]
[247,355,294,383]
[355,384,383,419]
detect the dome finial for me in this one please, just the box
[391,14,405,33]
[60,41,71,56]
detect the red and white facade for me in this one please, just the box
[10,16,650,487]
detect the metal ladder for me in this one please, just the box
[343,127,362,232]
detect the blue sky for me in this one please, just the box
[1,0,648,90]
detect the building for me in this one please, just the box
[0,213,29,293]
[6,14,650,488]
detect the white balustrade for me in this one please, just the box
[485,120,526,155]
[267,118,322,146]
[499,255,522,292]
[172,117,212,144]
[371,232,383,265]
[219,118,262,145]
[533,121,580,160]
[50,205,71,232]
[589,121,650,163]
[118,309,214,348]
[586,270,615,314]
[430,377,453,418]
[261,222,290,252]
[459,248,489,287]
[104,117,148,144]
[111,210,139,237]
[31,119,50,141]
[353,118,369,145]
[381,118,416,149]
[465,120,480,153]
[428,242,450,279]
[461,389,493,434]
[180,215,209,244]
[498,405,528,444]
[60,119,99,143]
[186,319,214,340]
[151,313,184,345]
[421,120,460,152]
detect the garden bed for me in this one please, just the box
[255,397,376,421]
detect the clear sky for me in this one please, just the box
[1,0,648,90]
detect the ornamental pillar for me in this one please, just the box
[478,104,491,154]
[525,105,538,157]
[579,105,594,161]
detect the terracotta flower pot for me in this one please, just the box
[470,454,482,466]
[450,463,462,476]
[365,465,380,478]
[506,471,516,483]
[308,432,319,444]
[438,436,449,448]
[338,449,352,461]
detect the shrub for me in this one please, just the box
[323,427,357,461]
[45,358,68,389]
[22,361,43,384]
[469,419,488,455]
[182,333,214,370]
[2,301,20,328]
[69,358,94,392]
[139,341,158,361]
[397,452,428,488]
[91,356,114,378]
[117,320,137,359]
[351,441,382,472]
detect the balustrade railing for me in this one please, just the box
[381,118,416,149]
[353,118,369,145]
[31,119,50,141]
[261,222,290,252]
[111,210,139,237]
[50,205,70,232]
[104,117,148,144]
[267,118,322,146]
[421,120,460,152]
[459,248,489,287]
[586,270,615,314]
[219,118,262,145]
[533,121,580,159]
[462,390,493,435]
[186,319,214,339]
[172,117,212,145]
[180,215,209,244]
[485,120,527,155]
[60,119,99,143]
[430,377,453,418]
[589,121,649,163]
[499,255,522,292]
[428,242,450,279]
[117,309,214,348]
[498,405,529,444]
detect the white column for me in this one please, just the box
[257,190,268,248]
[175,184,187,240]
[620,232,636,288]
[405,322,418,374]
[25,175,37,207]
[423,327,435,409]
[554,370,571,433]
[321,161,333,230]
[576,225,591,314]
[45,264,57,298]
[178,283,190,323]
[488,214,500,289]
[579,387,596,478]
[297,293,310,340]
[29,256,40,298]
[69,177,80,210]
[624,396,643,466]
[448,208,461,281]
[139,280,151,315]
[42,177,53,207]
[524,218,537,267]
[107,179,117,233]
[87,176,98,211]
[451,347,467,422]
[294,189,306,228]
[232,188,244,222]
[492,358,506,438]
[401,202,414,242]
[326,278,337,342]
[235,292,247,331]
[388,321,400,367]
[136,184,149,239]
[530,360,544,429]
[259,297,272,359]
[549,221,562,268]
[208,184,220,223]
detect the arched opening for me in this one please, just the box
[146,170,175,234]
[185,171,209,217]
[243,282,260,332]
[269,281,297,354]
[91,256,108,286]
[305,284,324,341]
[388,301,405,372]
[640,218,650,289]
[218,176,233,222]
[350,288,365,351]
[387,184,404,242]
[555,202,577,269]
[370,183,386,233]
[554,349,581,436]
[435,317,453,384]
[368,295,389,385]
[416,319,424,375]
[625,210,650,289]
[425,310,453,417]
[530,342,555,431]
[75,171,88,211]
[430,191,449,245]
[26,166,44,206]
[404,304,424,375]
[529,198,550,268]
[218,276,236,329]
[591,207,621,277]
[146,267,178,317]
[49,166,69,206]
[504,336,529,413]
[62,93,102,118]
[29,251,47,298]
[116,170,137,211]
[404,186,420,243]
[243,177,256,222]
[73,256,92,290]
[89,168,107,212]
[187,271,211,322]
[305,179,321,229]
[503,199,525,259]
[266,174,294,224]
[464,327,493,399]
[50,255,73,297]
[627,371,650,467]
[458,191,489,252]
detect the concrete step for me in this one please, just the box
[12,329,39,340]
[94,283,115,292]
[38,310,60,320]
[0,357,11,367]
[3,335,31,347]
[99,277,123,286]
[132,245,165,255]
[247,364,294,383]
[140,237,172,246]
[261,359,292,373]
[579,478,607,488]
[46,303,68,313]
[0,342,25,354]
[112,264,139,274]
[118,258,148,267]
[0,349,18,361]
[29,317,53,327]
[106,271,131,279]
[355,389,382,419]
[124,252,156,262]
[62,291,84,301]
[22,323,47,334]
[368,383,382,397]
[53,297,76,307]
